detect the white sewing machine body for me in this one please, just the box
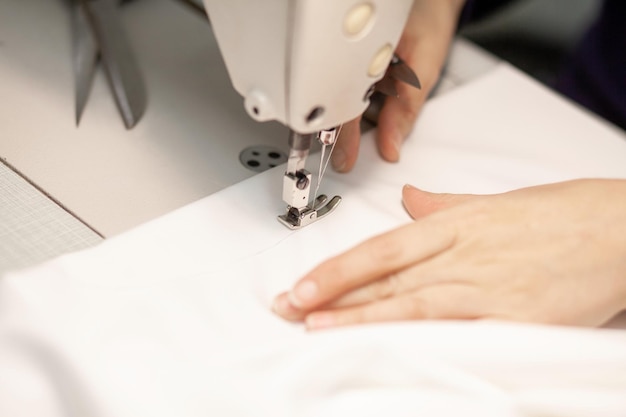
[202,0,413,134]
[202,0,414,228]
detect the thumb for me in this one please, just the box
[402,185,477,219]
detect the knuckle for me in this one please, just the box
[365,276,394,301]
[365,234,405,265]
[386,272,403,293]
[400,100,421,124]
[318,260,350,292]
[321,254,368,295]
[338,308,368,327]
[367,273,403,301]
[404,293,429,319]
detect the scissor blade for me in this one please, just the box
[374,75,399,97]
[81,0,146,129]
[389,55,422,90]
[73,1,99,126]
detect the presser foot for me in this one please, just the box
[277,194,342,230]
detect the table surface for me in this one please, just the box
[0,0,499,275]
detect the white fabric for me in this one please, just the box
[2,64,626,417]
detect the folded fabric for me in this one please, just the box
[2,64,626,417]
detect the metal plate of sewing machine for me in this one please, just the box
[239,146,288,173]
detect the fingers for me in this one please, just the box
[376,0,465,161]
[316,265,467,311]
[333,1,465,169]
[272,249,440,323]
[306,294,429,330]
[304,283,483,330]
[375,82,425,162]
[277,217,458,313]
[402,185,478,219]
[272,268,419,322]
[323,270,412,309]
[332,117,361,172]
[272,187,480,324]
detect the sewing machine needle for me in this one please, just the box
[313,126,341,204]
[314,143,326,203]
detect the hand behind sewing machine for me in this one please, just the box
[273,179,626,328]
[331,0,467,172]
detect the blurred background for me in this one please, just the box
[460,0,600,87]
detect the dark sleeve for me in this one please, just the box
[459,0,521,26]
[554,0,626,130]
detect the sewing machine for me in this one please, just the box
[202,0,416,229]
[0,0,500,273]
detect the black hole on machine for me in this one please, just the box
[306,106,324,124]
[247,160,260,167]
[252,106,260,115]
[268,151,281,159]
[252,151,260,156]
[269,164,276,168]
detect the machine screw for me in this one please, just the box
[296,174,309,190]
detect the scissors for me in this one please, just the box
[73,0,146,129]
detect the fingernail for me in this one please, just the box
[331,148,347,172]
[272,294,299,317]
[306,313,335,330]
[288,280,318,308]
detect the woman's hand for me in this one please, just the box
[331,0,467,172]
[273,179,626,329]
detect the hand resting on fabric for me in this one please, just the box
[273,179,626,329]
